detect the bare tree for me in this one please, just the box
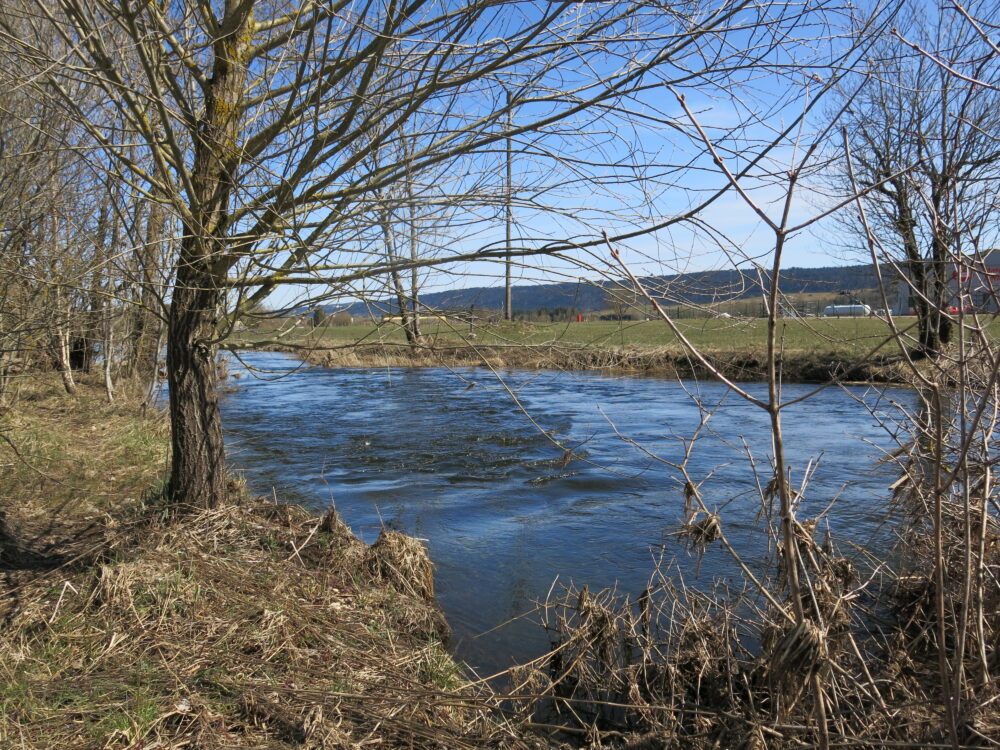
[0,6,172,408]
[833,1,1000,357]
[0,71,96,397]
[1,0,822,508]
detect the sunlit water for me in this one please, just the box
[219,350,913,675]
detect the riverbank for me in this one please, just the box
[0,375,515,748]
[232,317,935,383]
[260,341,912,384]
[4,370,995,748]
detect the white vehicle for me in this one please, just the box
[823,304,871,317]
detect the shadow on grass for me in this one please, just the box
[0,496,108,577]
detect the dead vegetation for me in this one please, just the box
[0,486,532,749]
[509,502,998,749]
[491,371,1000,749]
[270,343,908,385]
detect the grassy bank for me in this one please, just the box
[236,317,934,382]
[239,316,907,357]
[0,375,512,749]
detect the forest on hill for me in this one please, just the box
[334,264,891,316]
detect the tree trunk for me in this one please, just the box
[894,180,947,359]
[390,267,420,347]
[0,353,10,406]
[165,0,253,508]
[56,325,76,395]
[97,203,115,402]
[381,210,422,348]
[504,90,513,322]
[103,323,115,403]
[127,199,167,383]
[165,258,226,509]
[407,207,422,345]
[929,211,953,352]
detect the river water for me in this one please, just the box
[219,350,912,675]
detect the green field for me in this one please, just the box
[233,315,999,359]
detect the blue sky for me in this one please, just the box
[256,0,891,313]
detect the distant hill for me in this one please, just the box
[326,264,887,316]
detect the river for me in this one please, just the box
[219,350,911,676]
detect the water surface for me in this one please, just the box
[220,350,911,674]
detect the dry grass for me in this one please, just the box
[521,576,906,747]
[0,374,531,750]
[267,342,910,385]
[234,318,907,358]
[0,374,170,579]
[0,488,536,749]
[0,374,169,510]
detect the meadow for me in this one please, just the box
[237,314,999,360]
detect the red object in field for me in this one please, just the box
[577,314,583,322]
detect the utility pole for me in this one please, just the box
[504,89,513,322]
